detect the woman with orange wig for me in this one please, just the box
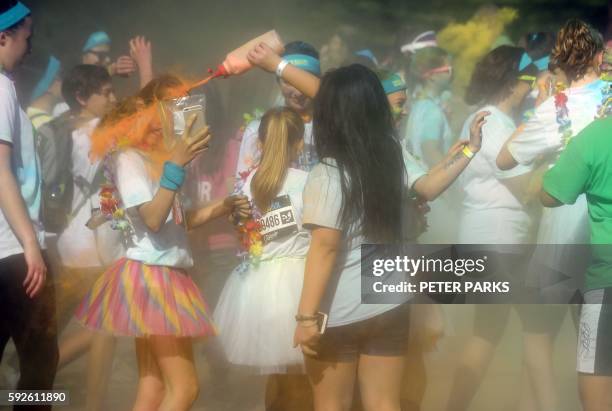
[75,74,250,411]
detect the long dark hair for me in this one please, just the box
[313,64,406,243]
[465,45,538,106]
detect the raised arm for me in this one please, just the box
[413,111,489,201]
[130,36,154,89]
[248,43,320,99]
[138,122,210,232]
[186,195,250,230]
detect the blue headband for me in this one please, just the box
[284,54,321,76]
[30,56,60,102]
[83,31,110,52]
[382,73,407,95]
[0,2,30,31]
[355,49,379,66]
[519,52,550,72]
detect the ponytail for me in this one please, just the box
[251,107,304,211]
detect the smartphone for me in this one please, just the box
[317,311,328,334]
[176,105,206,139]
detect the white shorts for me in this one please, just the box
[577,289,612,376]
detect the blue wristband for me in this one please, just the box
[160,161,186,191]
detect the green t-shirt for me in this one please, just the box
[543,116,612,290]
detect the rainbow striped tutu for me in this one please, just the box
[75,258,217,337]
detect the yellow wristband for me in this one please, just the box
[462,145,475,159]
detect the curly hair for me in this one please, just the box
[465,45,538,105]
[550,19,604,82]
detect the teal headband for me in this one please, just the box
[355,49,379,66]
[519,52,550,72]
[382,73,407,95]
[83,31,110,52]
[284,54,321,76]
[0,2,30,31]
[30,56,60,102]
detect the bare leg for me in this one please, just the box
[401,344,426,411]
[445,336,496,411]
[579,375,612,411]
[132,338,165,411]
[57,330,94,369]
[516,364,537,411]
[85,333,116,411]
[266,373,313,411]
[149,336,199,411]
[358,354,404,411]
[521,332,557,411]
[304,355,357,411]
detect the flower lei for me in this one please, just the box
[232,164,264,266]
[99,153,133,238]
[596,77,612,119]
[236,205,264,266]
[553,83,573,146]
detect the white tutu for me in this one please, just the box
[213,256,305,374]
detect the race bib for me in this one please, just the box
[257,194,298,243]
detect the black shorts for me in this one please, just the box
[313,304,411,362]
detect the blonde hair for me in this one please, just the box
[251,107,304,211]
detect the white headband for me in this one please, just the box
[401,30,438,54]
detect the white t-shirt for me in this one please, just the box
[302,159,404,327]
[457,106,532,245]
[114,149,193,268]
[402,147,427,190]
[405,97,453,164]
[241,168,310,259]
[235,118,316,180]
[508,79,607,169]
[0,73,45,260]
[508,79,607,246]
[56,119,104,268]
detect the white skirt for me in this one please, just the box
[213,256,305,374]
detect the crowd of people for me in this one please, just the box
[1,0,612,410]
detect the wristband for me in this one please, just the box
[276,59,290,78]
[461,145,475,159]
[160,161,186,191]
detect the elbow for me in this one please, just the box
[144,220,162,233]
[496,150,515,171]
[496,156,509,170]
[539,190,560,208]
[413,179,439,202]
[421,189,439,202]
